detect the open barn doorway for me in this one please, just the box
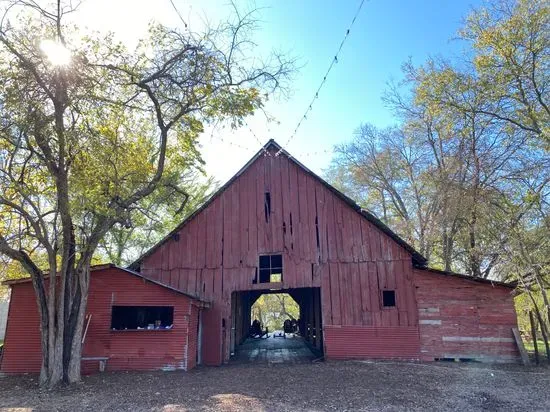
[230,287,323,364]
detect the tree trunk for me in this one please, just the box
[65,265,90,382]
[30,261,91,387]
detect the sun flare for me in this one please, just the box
[40,39,71,66]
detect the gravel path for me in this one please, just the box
[0,361,549,411]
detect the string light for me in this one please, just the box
[213,129,332,160]
[294,148,332,158]
[242,119,272,157]
[217,136,256,153]
[276,0,367,156]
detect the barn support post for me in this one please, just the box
[314,288,322,350]
[230,292,237,356]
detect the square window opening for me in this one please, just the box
[382,290,396,307]
[111,306,174,330]
[270,273,282,283]
[257,254,283,283]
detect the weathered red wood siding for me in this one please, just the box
[139,149,421,362]
[414,269,520,362]
[1,268,200,374]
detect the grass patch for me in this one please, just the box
[524,340,546,352]
[523,339,550,362]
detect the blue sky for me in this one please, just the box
[75,0,483,182]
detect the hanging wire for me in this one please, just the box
[218,136,256,153]
[242,119,272,156]
[294,148,332,159]
[276,0,367,156]
[169,0,364,161]
[169,0,189,29]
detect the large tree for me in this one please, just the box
[329,0,549,278]
[0,1,293,387]
[99,172,217,266]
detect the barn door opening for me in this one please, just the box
[230,287,323,364]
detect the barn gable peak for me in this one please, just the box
[130,140,428,270]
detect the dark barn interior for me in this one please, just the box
[230,287,323,364]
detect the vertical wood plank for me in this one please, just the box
[404,260,418,326]
[222,187,232,268]
[386,261,396,290]
[297,168,310,260]
[369,224,382,261]
[320,263,332,326]
[341,207,353,262]
[315,186,328,263]
[306,175,318,263]
[271,154,284,252]
[329,262,341,325]
[350,262,362,325]
[230,180,240,268]
[368,262,380,325]
[359,262,372,325]
[196,208,207,269]
[178,268,187,292]
[264,154,273,252]
[288,162,300,258]
[339,263,352,325]
[351,210,362,261]
[325,193,337,261]
[359,219,372,262]
[377,261,387,290]
[280,155,292,252]
[284,252,295,288]
[256,157,266,254]
[239,170,250,266]
[247,162,258,265]
[334,200,345,261]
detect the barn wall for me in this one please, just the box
[140,149,421,362]
[1,268,199,374]
[414,269,520,362]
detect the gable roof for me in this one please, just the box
[130,140,428,270]
[3,264,209,304]
[414,266,516,289]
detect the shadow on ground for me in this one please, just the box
[0,361,549,411]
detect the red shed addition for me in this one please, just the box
[1,265,208,374]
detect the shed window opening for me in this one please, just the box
[382,290,396,307]
[259,254,283,283]
[111,306,174,330]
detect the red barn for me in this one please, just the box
[1,140,520,374]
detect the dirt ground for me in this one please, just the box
[0,361,549,411]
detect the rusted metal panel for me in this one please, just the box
[1,267,199,374]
